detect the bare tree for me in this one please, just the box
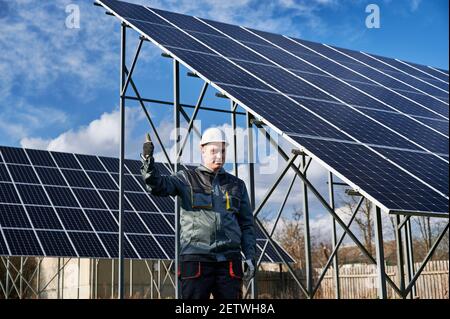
[413,217,449,260]
[274,209,305,269]
[339,196,374,256]
[415,216,433,252]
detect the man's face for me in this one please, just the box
[201,142,226,172]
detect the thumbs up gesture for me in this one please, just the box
[142,133,154,160]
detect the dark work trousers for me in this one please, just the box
[179,260,243,299]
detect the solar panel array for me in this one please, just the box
[0,146,292,263]
[97,0,449,216]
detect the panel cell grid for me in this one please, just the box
[7,164,40,184]
[3,229,43,256]
[68,232,108,258]
[99,190,133,210]
[62,169,93,188]
[26,149,57,167]
[0,147,31,165]
[128,234,166,259]
[72,189,107,209]
[26,205,64,230]
[98,156,119,172]
[16,184,50,205]
[56,208,93,231]
[0,204,31,228]
[85,209,119,232]
[139,213,173,235]
[45,186,80,208]
[36,230,76,257]
[0,164,11,182]
[126,192,158,211]
[88,171,118,190]
[50,152,81,169]
[155,235,175,259]
[98,233,138,259]
[111,174,142,192]
[124,159,143,175]
[76,154,106,171]
[35,167,67,186]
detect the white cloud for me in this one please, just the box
[20,106,146,158]
[135,0,338,38]
[409,0,421,12]
[0,0,160,100]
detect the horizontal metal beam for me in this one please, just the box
[390,210,449,219]
[124,96,247,115]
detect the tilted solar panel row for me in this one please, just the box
[96,0,448,216]
[0,146,293,263]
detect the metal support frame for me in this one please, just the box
[301,154,313,296]
[374,207,388,299]
[394,215,406,296]
[231,101,238,177]
[247,111,257,299]
[173,59,181,299]
[118,22,126,300]
[13,10,442,300]
[328,172,340,299]
[404,218,417,298]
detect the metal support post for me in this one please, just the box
[404,218,416,298]
[112,259,115,298]
[95,259,99,299]
[394,215,406,297]
[246,112,256,299]
[61,257,65,299]
[77,258,80,299]
[19,257,23,299]
[158,259,163,299]
[118,22,126,300]
[374,207,387,299]
[301,154,312,297]
[130,259,133,298]
[5,257,10,299]
[174,59,181,299]
[89,259,93,299]
[37,258,41,299]
[57,258,61,299]
[231,101,238,177]
[328,172,340,299]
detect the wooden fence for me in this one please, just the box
[256,260,449,299]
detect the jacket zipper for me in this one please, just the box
[212,173,218,255]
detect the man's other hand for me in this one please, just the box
[243,259,255,281]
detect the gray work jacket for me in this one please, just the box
[141,157,256,262]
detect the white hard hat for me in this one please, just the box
[200,127,229,146]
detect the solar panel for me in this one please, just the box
[36,230,76,257]
[0,204,31,228]
[3,229,44,256]
[96,0,448,216]
[0,146,287,262]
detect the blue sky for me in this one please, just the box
[0,0,448,242]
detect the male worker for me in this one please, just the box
[141,127,256,299]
